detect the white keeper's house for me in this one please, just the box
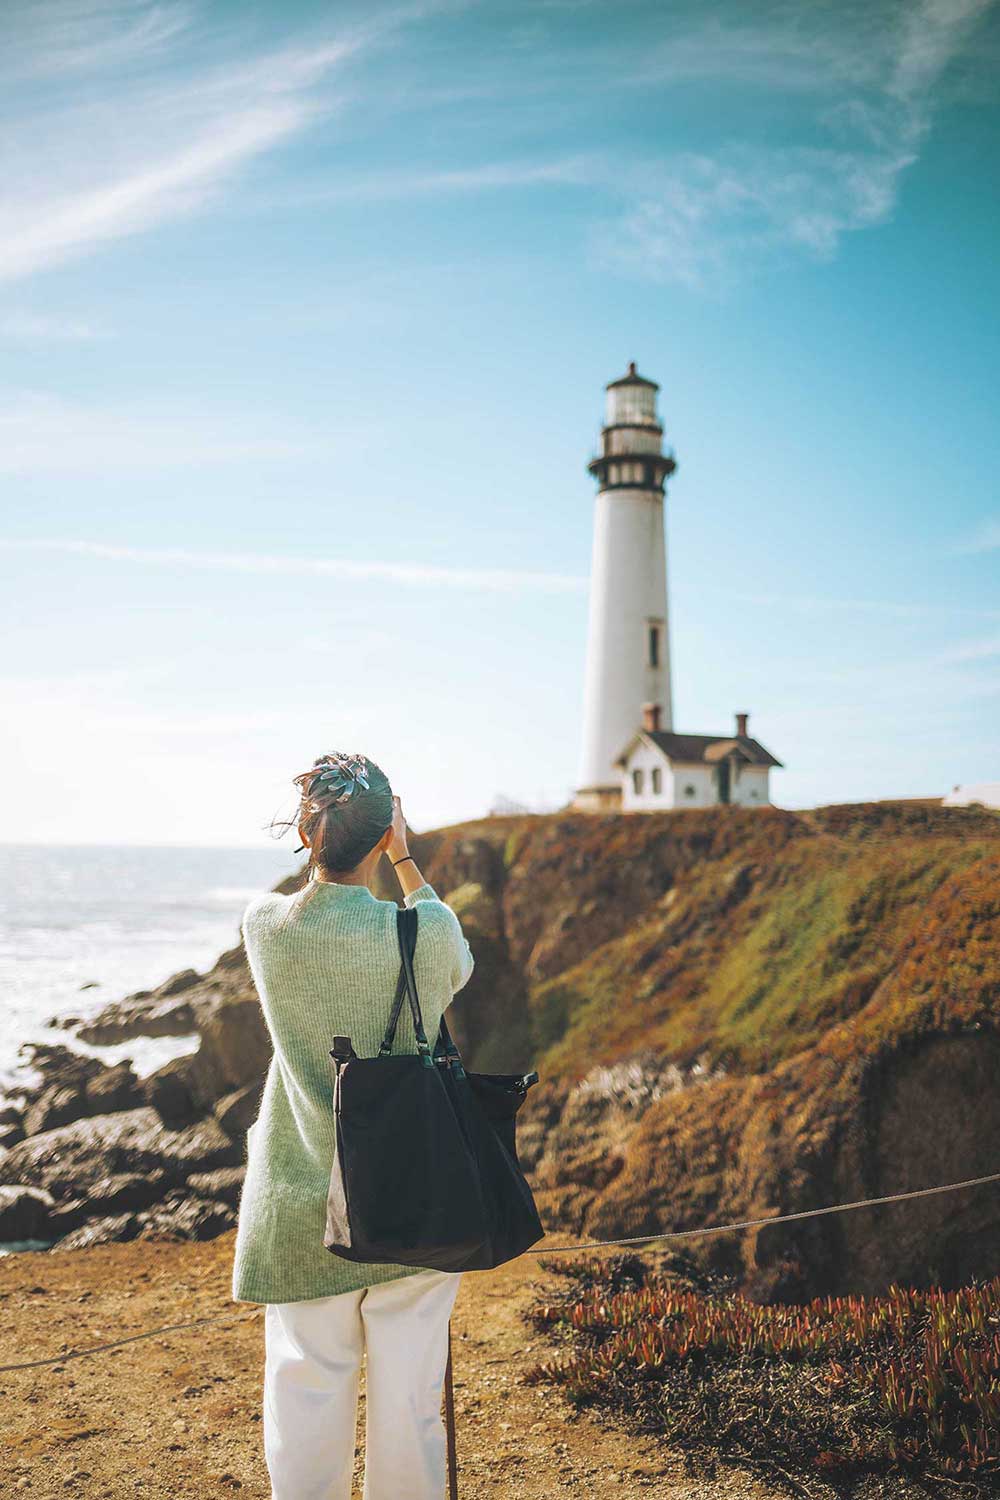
[615,705,782,811]
[572,362,783,813]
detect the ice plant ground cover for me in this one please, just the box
[524,1254,1000,1490]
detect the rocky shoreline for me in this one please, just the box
[0,938,267,1253]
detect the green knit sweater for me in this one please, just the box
[231,878,475,1304]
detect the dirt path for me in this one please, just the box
[0,1231,795,1499]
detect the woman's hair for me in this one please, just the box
[269,752,394,905]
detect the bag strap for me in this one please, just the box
[377,960,409,1056]
[378,907,434,1066]
[434,1011,467,1079]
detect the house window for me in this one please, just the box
[651,767,662,794]
[648,624,660,668]
[684,783,696,798]
[632,768,644,795]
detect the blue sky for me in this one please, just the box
[1,0,998,846]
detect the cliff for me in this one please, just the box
[2,800,998,1301]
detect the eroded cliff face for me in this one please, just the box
[2,801,998,1300]
[407,804,1000,1300]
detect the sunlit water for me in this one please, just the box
[0,843,300,1095]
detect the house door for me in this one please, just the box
[717,759,731,804]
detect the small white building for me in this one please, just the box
[942,783,1000,809]
[615,706,782,811]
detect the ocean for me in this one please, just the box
[0,843,302,1093]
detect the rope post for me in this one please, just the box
[444,1318,458,1499]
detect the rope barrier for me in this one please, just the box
[3,1168,998,1375]
[0,1309,259,1374]
[530,1169,1000,1253]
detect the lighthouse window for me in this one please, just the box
[648,624,660,668]
[632,768,644,794]
[651,767,662,794]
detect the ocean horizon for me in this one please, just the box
[0,842,302,1093]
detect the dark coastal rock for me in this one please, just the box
[186,1167,246,1207]
[213,943,249,973]
[123,993,268,1124]
[136,1191,235,1241]
[52,1213,142,1251]
[0,1184,55,1241]
[20,1055,143,1136]
[47,1198,91,1236]
[19,1041,105,1082]
[57,962,209,1045]
[1,945,264,1256]
[92,1171,171,1216]
[143,1055,203,1127]
[157,968,202,998]
[84,1059,142,1115]
[44,1173,171,1240]
[188,994,271,1100]
[0,1108,242,1199]
[214,1081,263,1139]
[23,1082,88,1137]
[75,993,196,1047]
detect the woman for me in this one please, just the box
[232,751,475,1500]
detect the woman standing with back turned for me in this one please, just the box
[232,751,475,1500]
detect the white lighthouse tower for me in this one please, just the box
[574,363,677,810]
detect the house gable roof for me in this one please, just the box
[614,728,783,770]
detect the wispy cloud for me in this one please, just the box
[272,155,595,207]
[0,9,368,282]
[0,537,588,594]
[90,708,287,735]
[627,11,889,94]
[932,634,1000,664]
[5,0,195,78]
[0,668,275,734]
[0,392,306,470]
[596,0,998,287]
[0,310,106,341]
[953,517,1000,554]
[727,588,1000,620]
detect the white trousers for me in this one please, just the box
[263,1268,461,1500]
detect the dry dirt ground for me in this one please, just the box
[1,1231,931,1500]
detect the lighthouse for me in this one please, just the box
[574,363,677,810]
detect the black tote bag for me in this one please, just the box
[324,905,544,1271]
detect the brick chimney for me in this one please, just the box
[735,712,749,738]
[642,702,661,733]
